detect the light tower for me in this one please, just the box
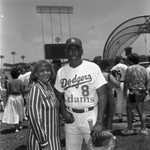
[36,6,73,44]
[11,51,16,64]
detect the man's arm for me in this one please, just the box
[96,84,107,123]
[123,69,128,98]
[91,84,107,138]
[54,88,74,124]
[54,88,65,115]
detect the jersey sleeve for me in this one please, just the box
[54,69,64,93]
[94,65,107,89]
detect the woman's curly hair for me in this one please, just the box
[29,60,55,83]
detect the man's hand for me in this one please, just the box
[90,121,103,140]
[124,93,127,99]
[63,111,74,124]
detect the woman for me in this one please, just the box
[2,67,24,132]
[27,60,61,150]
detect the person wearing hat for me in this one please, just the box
[54,37,107,150]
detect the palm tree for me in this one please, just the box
[0,55,5,72]
[21,55,25,63]
[11,51,16,64]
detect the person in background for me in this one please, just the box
[0,82,4,111]
[111,56,128,122]
[0,76,4,111]
[122,53,150,135]
[52,59,62,73]
[146,56,150,71]
[93,56,102,67]
[0,78,7,111]
[99,59,120,131]
[18,67,32,120]
[27,60,61,150]
[51,59,62,87]
[145,56,150,102]
[2,68,24,132]
[54,37,107,150]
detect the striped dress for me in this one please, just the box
[27,80,61,150]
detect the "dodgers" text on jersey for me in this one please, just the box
[60,74,92,90]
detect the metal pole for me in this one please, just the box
[13,54,15,64]
[68,10,72,38]
[36,6,73,44]
[49,10,54,43]
[145,35,147,55]
[40,10,45,52]
[59,9,63,43]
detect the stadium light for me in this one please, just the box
[11,51,16,64]
[36,6,73,43]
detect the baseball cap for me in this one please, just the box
[65,37,82,47]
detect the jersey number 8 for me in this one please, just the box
[81,85,89,96]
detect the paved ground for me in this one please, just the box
[1,100,150,150]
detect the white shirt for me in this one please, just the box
[54,60,107,109]
[111,63,128,82]
[18,71,31,86]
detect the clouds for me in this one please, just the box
[1,0,150,64]
[84,39,106,60]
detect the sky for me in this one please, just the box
[1,0,150,65]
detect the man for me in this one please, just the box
[54,37,107,150]
[98,59,120,131]
[122,53,150,135]
[111,56,128,122]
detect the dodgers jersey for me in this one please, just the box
[111,63,128,82]
[54,60,107,109]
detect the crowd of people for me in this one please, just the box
[0,37,150,150]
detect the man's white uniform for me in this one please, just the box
[55,60,107,150]
[111,63,128,118]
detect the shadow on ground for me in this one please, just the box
[1,125,28,135]
[15,145,27,150]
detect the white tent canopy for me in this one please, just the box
[103,15,150,59]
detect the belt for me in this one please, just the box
[67,106,94,113]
